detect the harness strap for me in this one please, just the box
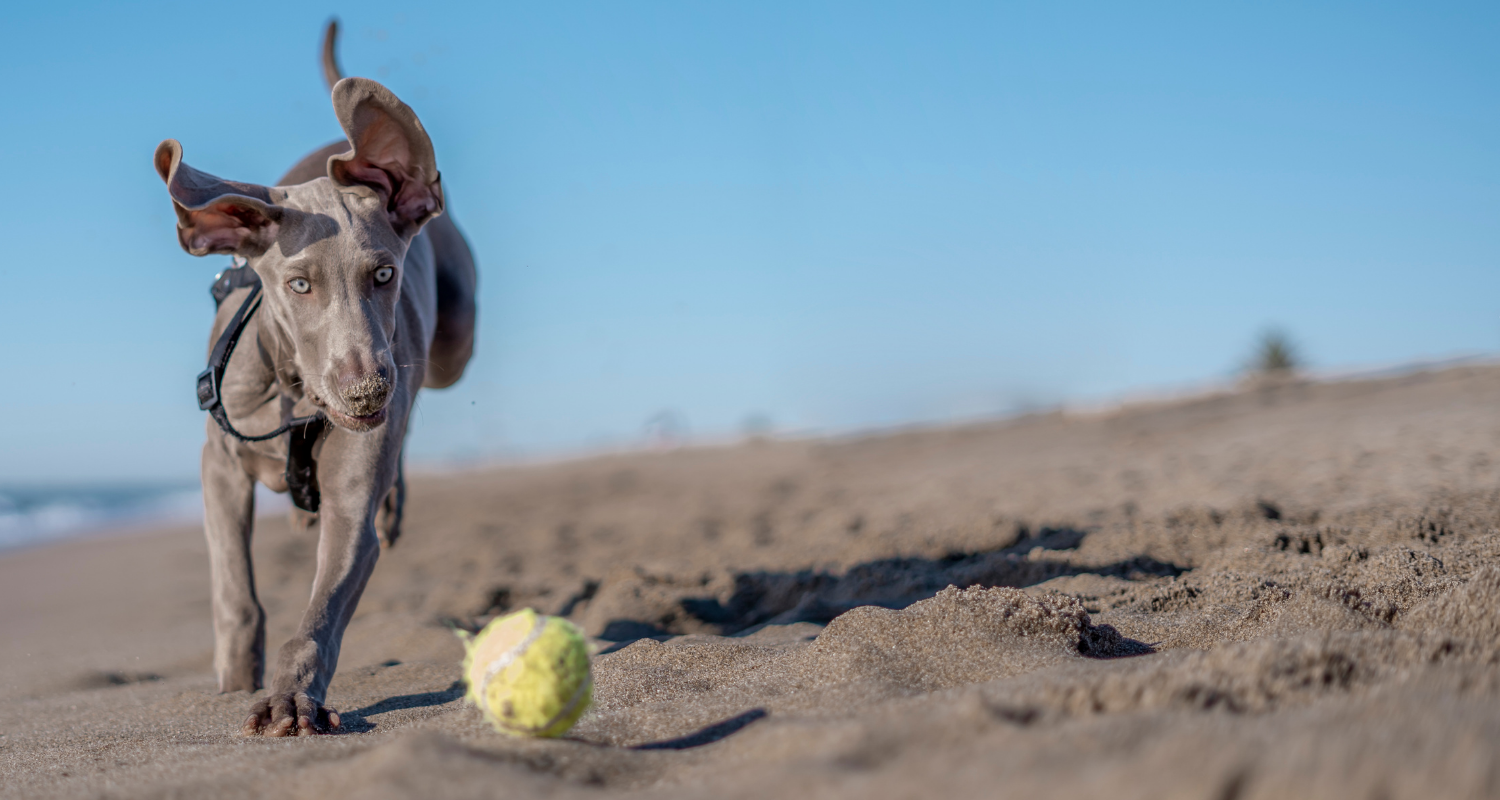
[197,264,327,512]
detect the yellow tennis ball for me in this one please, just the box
[458,608,593,737]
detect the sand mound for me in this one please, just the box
[294,733,574,800]
[806,586,1140,691]
[583,587,1142,746]
[574,530,1182,640]
[1401,565,1500,646]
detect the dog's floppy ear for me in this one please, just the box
[154,140,285,257]
[328,77,444,238]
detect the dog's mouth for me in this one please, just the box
[308,392,389,432]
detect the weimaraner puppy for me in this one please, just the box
[154,23,476,736]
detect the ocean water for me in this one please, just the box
[0,483,204,552]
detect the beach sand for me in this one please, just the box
[5,365,1500,799]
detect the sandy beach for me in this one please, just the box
[5,364,1500,799]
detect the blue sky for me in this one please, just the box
[1,1,1496,483]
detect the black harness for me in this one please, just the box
[198,262,328,512]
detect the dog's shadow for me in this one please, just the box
[338,680,466,732]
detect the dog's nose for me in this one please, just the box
[337,366,392,416]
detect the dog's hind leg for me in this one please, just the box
[375,455,405,549]
[202,435,265,692]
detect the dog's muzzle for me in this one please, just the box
[340,372,393,417]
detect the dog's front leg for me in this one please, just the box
[202,433,265,693]
[242,419,401,736]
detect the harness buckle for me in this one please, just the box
[196,367,219,411]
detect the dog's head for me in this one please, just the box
[155,78,443,432]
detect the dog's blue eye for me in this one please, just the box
[374,267,394,285]
[288,278,311,294]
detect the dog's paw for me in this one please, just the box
[287,507,318,533]
[241,691,341,737]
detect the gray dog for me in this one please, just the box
[153,23,476,736]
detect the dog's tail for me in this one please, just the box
[321,18,344,92]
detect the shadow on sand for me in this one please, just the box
[598,526,1180,648]
[629,709,770,751]
[339,680,466,732]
